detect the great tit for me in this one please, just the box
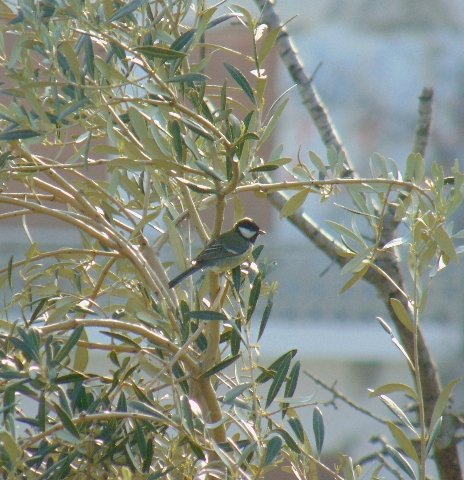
[168,217,265,288]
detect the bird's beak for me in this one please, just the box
[259,228,266,235]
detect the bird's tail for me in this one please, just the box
[168,265,198,288]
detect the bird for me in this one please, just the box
[168,217,265,288]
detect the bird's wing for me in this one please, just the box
[194,241,247,263]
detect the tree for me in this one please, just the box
[0,1,461,479]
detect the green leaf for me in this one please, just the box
[256,349,297,384]
[386,421,420,464]
[379,395,417,436]
[187,311,228,321]
[259,98,288,145]
[257,292,273,341]
[386,445,416,479]
[312,407,324,455]
[199,355,240,379]
[326,145,338,171]
[106,0,147,23]
[223,383,252,404]
[338,265,368,294]
[167,73,209,83]
[100,331,142,350]
[188,440,206,460]
[180,117,215,141]
[0,430,19,462]
[59,41,81,80]
[246,274,261,321]
[263,436,282,466]
[265,351,292,408]
[129,401,169,422]
[83,34,95,79]
[340,247,373,276]
[0,129,42,140]
[279,189,309,218]
[54,324,85,363]
[181,395,194,436]
[309,150,328,176]
[53,402,80,438]
[368,382,417,401]
[62,92,89,117]
[224,62,255,105]
[54,373,88,384]
[134,46,187,60]
[326,220,366,247]
[429,377,460,433]
[176,178,218,194]
[433,225,458,262]
[390,298,414,333]
[234,131,260,147]
[7,255,13,289]
[9,334,40,364]
[249,164,280,173]
[271,428,300,454]
[284,360,300,399]
[426,416,442,457]
[94,57,127,83]
[288,415,305,443]
[258,26,282,65]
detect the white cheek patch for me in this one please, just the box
[238,226,256,239]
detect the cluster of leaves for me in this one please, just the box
[276,146,464,477]
[0,0,338,478]
[0,0,462,478]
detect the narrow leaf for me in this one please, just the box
[100,331,142,349]
[263,436,282,466]
[0,129,41,140]
[386,445,416,479]
[280,189,309,218]
[187,311,228,321]
[312,407,324,455]
[386,421,420,464]
[256,349,298,384]
[106,0,147,23]
[167,73,209,83]
[223,383,252,404]
[258,26,281,65]
[368,382,417,401]
[326,220,366,247]
[54,324,85,363]
[7,255,13,289]
[288,415,305,443]
[272,428,300,454]
[199,355,240,379]
[426,416,442,457]
[390,298,414,333]
[134,46,187,60]
[57,97,91,121]
[429,377,460,433]
[284,360,300,399]
[224,62,255,105]
[265,352,292,408]
[257,292,273,341]
[434,225,458,262]
[53,402,80,438]
[309,150,328,176]
[339,265,368,294]
[340,247,373,276]
[246,274,261,321]
[249,164,280,172]
[379,395,417,436]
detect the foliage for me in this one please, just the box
[0,0,462,479]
